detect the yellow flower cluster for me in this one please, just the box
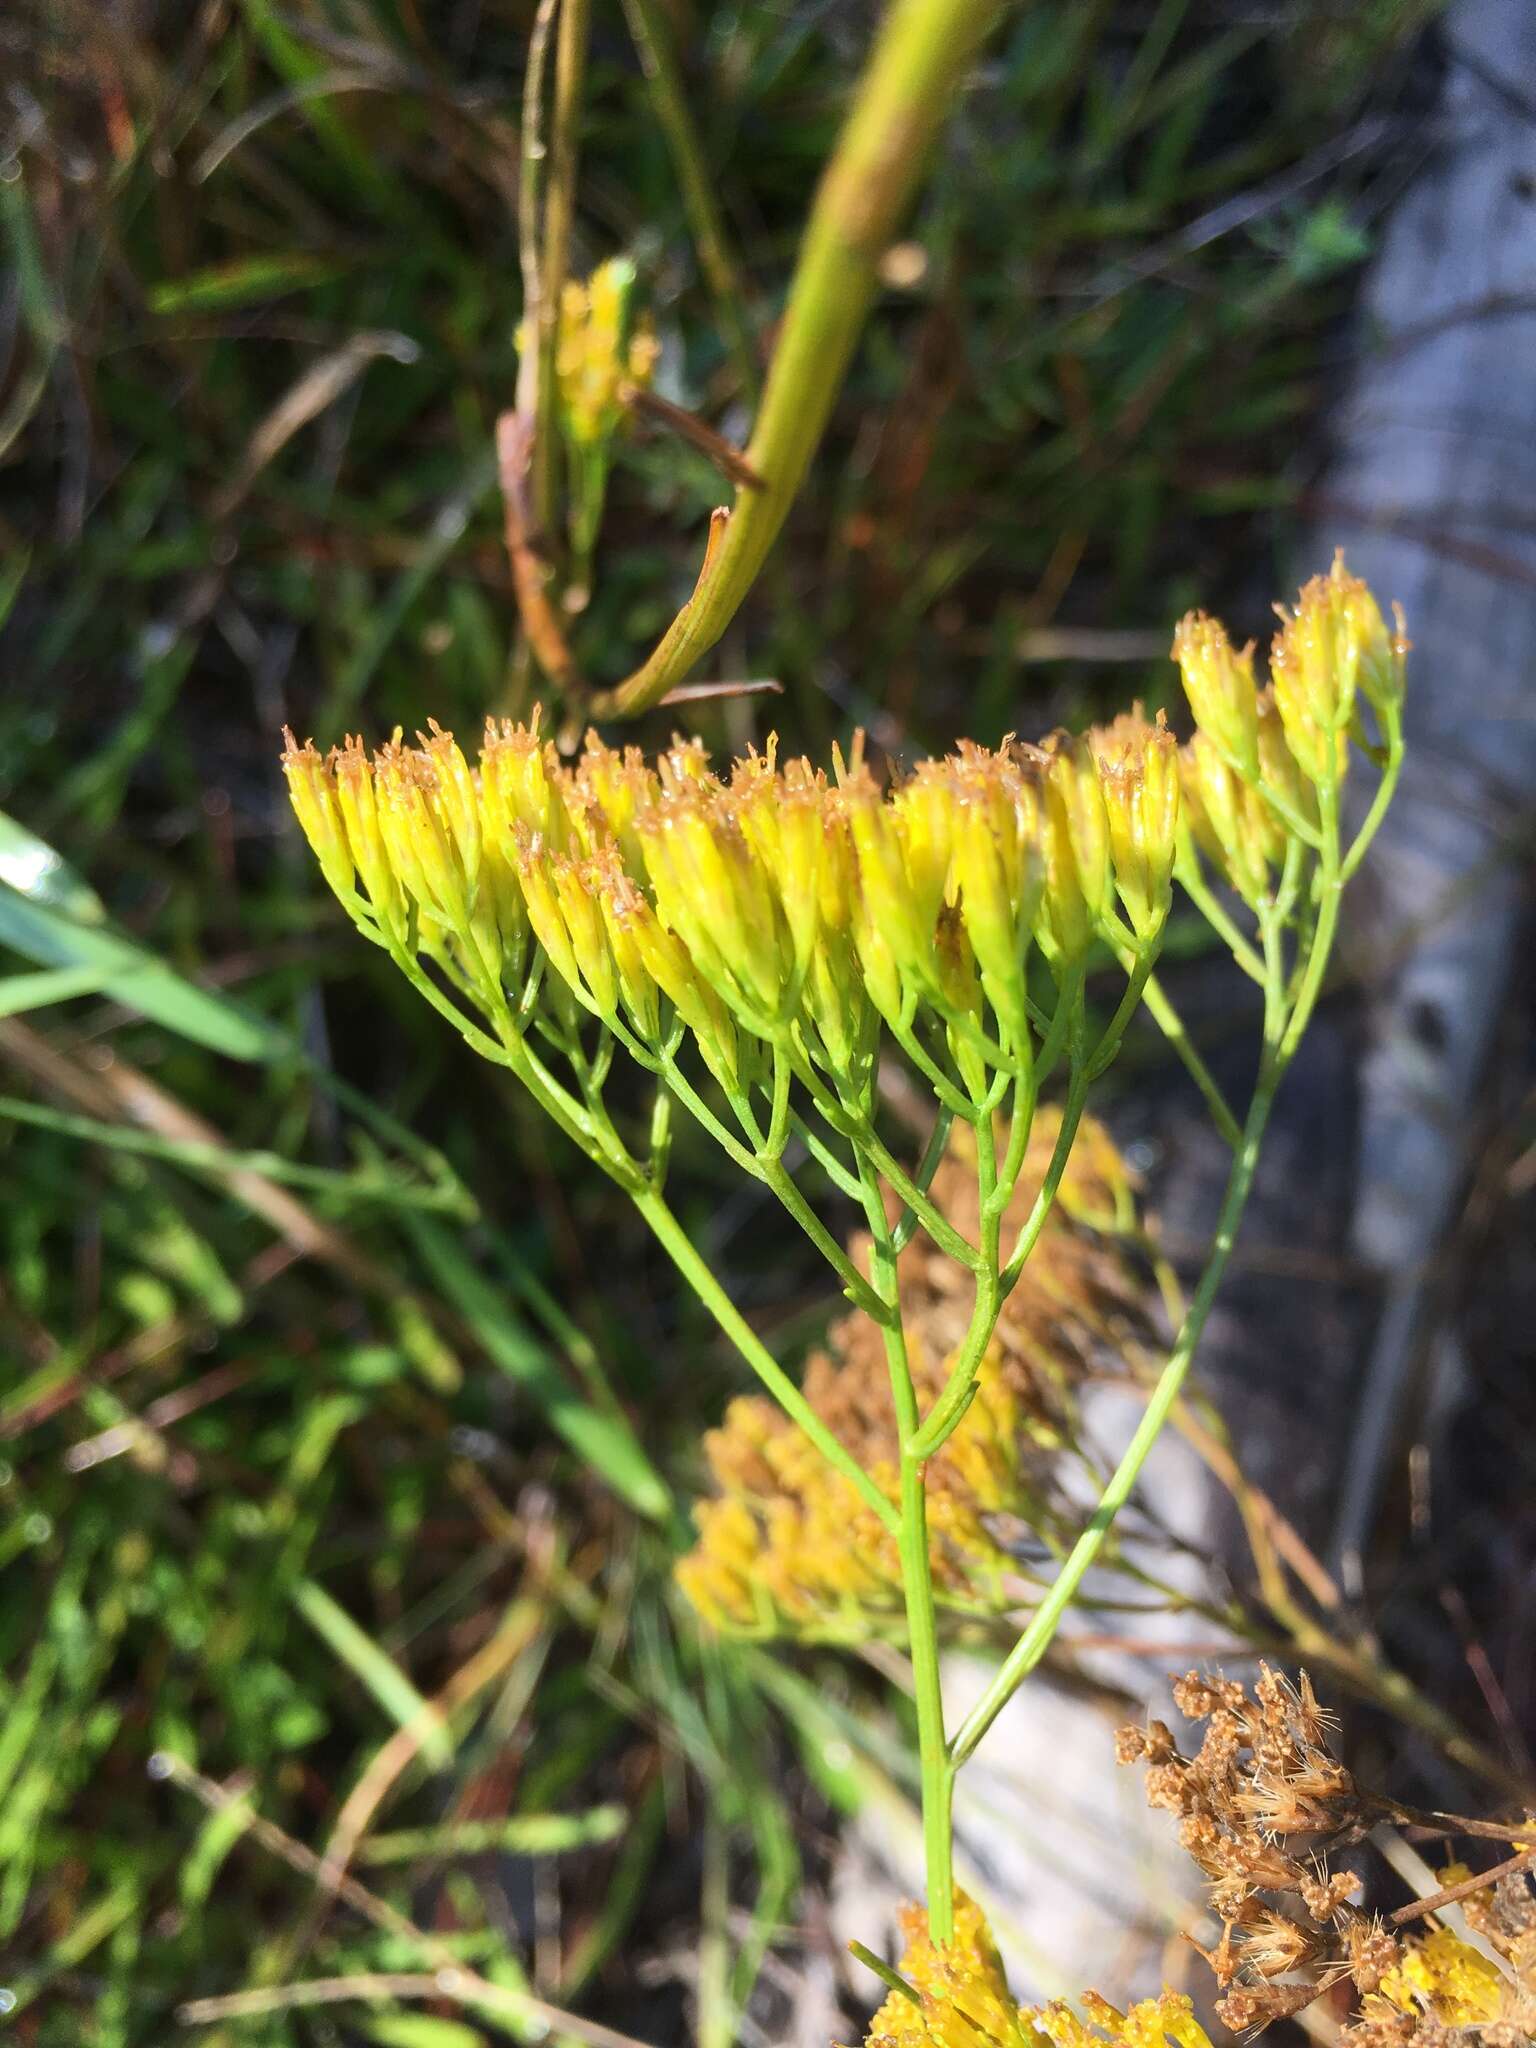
[283,709,1184,1095]
[849,1894,1213,2048]
[554,256,659,448]
[855,1893,1035,2048]
[1356,1861,1536,2041]
[282,556,1402,1101]
[1171,551,1406,909]
[1373,1924,1512,2029]
[675,1110,1149,1638]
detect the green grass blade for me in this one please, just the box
[147,252,351,316]
[356,1804,626,1864]
[0,966,113,1017]
[0,1095,468,1215]
[404,1214,671,1525]
[0,878,280,1062]
[290,1579,454,1770]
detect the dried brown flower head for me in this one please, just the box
[1120,1668,1536,2043]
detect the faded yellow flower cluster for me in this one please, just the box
[849,1893,1213,2048]
[1354,1869,1536,2045]
[1375,1924,1513,2030]
[675,1110,1150,1638]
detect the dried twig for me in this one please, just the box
[496,410,588,708]
[1388,1846,1536,1927]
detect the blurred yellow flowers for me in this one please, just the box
[849,1892,1213,2048]
[675,1109,1150,1638]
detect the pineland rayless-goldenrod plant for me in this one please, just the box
[283,551,1408,2023]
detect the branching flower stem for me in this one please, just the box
[945,755,1403,1777]
[633,1183,900,1535]
[1138,970,1242,1150]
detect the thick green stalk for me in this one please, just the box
[592,0,1000,718]
[901,1442,954,1938]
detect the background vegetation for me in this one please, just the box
[0,2,1461,2042]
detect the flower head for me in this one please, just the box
[1036,736,1111,963]
[1178,731,1282,908]
[1171,611,1261,780]
[281,730,354,904]
[1269,551,1391,794]
[1090,710,1180,942]
[552,256,658,448]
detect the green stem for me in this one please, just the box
[592,0,1001,717]
[987,1063,1038,1224]
[517,0,559,433]
[536,0,592,536]
[631,1186,899,1535]
[1278,787,1341,1060]
[1085,942,1154,1078]
[903,1444,954,1938]
[851,1143,953,1940]
[947,1048,1278,1770]
[948,802,1347,1773]
[1178,868,1266,985]
[790,1043,980,1269]
[910,1036,1086,1464]
[998,1057,1089,1293]
[909,1261,1001,1463]
[1138,970,1242,1152]
[890,1106,956,1255]
[1339,700,1403,886]
[660,1050,763,1178]
[619,0,759,398]
[788,1107,865,1202]
[892,1002,976,1118]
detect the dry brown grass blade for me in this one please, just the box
[316,1593,550,1892]
[0,1017,383,1291]
[208,332,418,524]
